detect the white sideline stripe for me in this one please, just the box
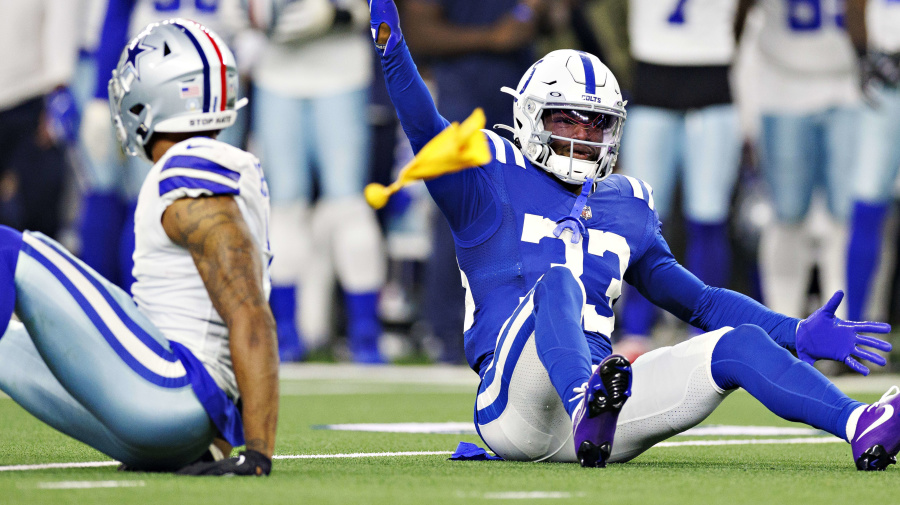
[24,235,186,379]
[36,480,145,490]
[0,437,844,472]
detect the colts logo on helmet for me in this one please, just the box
[582,95,602,104]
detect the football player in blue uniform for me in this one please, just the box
[0,19,277,475]
[369,0,900,470]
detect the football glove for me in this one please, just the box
[860,51,900,106]
[795,291,892,376]
[175,449,272,476]
[368,0,402,55]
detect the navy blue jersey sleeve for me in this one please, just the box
[625,229,800,350]
[380,39,499,243]
[93,0,137,99]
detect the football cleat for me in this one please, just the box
[851,386,900,471]
[571,354,632,468]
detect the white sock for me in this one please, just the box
[845,404,867,442]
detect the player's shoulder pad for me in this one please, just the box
[157,137,257,199]
[481,129,527,169]
[600,174,656,211]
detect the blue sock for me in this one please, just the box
[846,201,889,322]
[711,325,863,440]
[686,219,731,288]
[344,291,384,363]
[0,225,22,337]
[118,201,138,293]
[531,267,593,418]
[77,192,125,284]
[620,283,656,337]
[269,285,305,362]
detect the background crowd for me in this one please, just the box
[2,0,899,372]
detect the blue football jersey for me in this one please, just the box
[428,130,659,373]
[381,38,800,374]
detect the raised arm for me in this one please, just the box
[163,195,278,474]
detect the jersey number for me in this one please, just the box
[155,0,218,13]
[521,214,630,336]
[667,0,690,24]
[788,0,844,31]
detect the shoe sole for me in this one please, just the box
[856,445,899,471]
[577,355,632,468]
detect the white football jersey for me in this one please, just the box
[757,0,856,74]
[127,0,244,43]
[629,0,738,65]
[868,0,900,53]
[131,137,272,400]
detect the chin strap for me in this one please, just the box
[553,178,593,244]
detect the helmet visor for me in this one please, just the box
[542,109,620,144]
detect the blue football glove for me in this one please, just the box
[795,291,892,376]
[368,0,402,55]
[45,87,80,145]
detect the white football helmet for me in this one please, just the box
[497,50,626,184]
[108,19,247,161]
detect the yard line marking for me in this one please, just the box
[35,480,145,490]
[482,491,586,499]
[0,461,119,472]
[656,437,843,448]
[276,451,454,459]
[0,438,845,472]
[314,423,826,437]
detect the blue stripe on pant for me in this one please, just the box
[1,232,215,470]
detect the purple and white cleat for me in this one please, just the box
[571,354,632,468]
[851,386,900,471]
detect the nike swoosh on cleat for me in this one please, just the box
[856,405,894,442]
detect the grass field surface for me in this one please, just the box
[1,364,898,504]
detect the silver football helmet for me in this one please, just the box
[108,19,247,160]
[497,50,626,184]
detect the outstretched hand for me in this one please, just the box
[796,291,892,376]
[369,0,402,55]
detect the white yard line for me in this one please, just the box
[0,436,845,472]
[35,480,145,490]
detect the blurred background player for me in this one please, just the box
[752,0,860,319]
[0,0,81,239]
[0,19,277,475]
[79,0,247,290]
[845,0,900,322]
[615,0,749,361]
[246,0,387,363]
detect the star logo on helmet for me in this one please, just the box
[124,40,155,80]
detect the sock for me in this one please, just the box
[531,268,593,418]
[686,219,731,288]
[269,285,305,362]
[846,201,889,321]
[620,283,657,337]
[118,200,138,293]
[710,324,863,440]
[77,192,126,284]
[0,225,22,336]
[344,291,384,363]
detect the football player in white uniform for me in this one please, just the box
[78,0,246,291]
[0,19,277,475]
[752,0,861,318]
[615,0,748,359]
[845,0,900,322]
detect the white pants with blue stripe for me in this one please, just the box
[474,285,732,463]
[0,232,215,470]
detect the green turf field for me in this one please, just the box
[0,365,898,504]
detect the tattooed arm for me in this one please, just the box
[162,195,279,459]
